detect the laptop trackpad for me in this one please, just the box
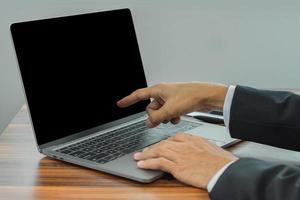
[101,152,163,183]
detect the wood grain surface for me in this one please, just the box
[0,106,209,200]
[2,90,300,200]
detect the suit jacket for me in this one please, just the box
[210,85,300,200]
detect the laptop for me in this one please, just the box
[10,8,238,183]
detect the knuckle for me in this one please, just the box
[156,158,165,169]
[196,135,205,142]
[174,132,190,141]
[159,140,168,146]
[146,105,153,114]
[135,88,143,93]
[164,107,173,116]
[175,132,186,137]
[148,115,158,125]
[142,147,150,152]
[170,166,178,175]
[160,107,174,120]
[156,82,167,88]
[154,147,164,156]
[145,106,150,113]
[131,90,138,96]
[150,147,161,156]
[134,91,143,99]
[132,91,139,98]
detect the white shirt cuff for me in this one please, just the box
[206,85,237,192]
[207,160,236,192]
[223,85,236,131]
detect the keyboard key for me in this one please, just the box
[92,149,103,153]
[102,155,116,162]
[110,143,119,148]
[106,149,118,154]
[121,148,137,154]
[60,149,72,154]
[115,147,125,151]
[90,145,102,149]
[57,147,69,152]
[114,152,126,158]
[96,159,108,164]
[89,153,109,162]
[67,144,77,148]
[70,151,86,157]
[77,144,87,148]
[79,152,97,159]
[81,147,93,152]
[101,146,111,150]
[54,120,201,164]
[69,147,81,151]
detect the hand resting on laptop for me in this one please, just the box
[117,82,238,190]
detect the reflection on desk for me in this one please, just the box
[2,105,300,200]
[0,106,208,200]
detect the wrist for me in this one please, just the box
[203,84,228,110]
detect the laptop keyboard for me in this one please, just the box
[55,120,201,164]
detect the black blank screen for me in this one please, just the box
[11,9,149,146]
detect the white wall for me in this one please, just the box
[1,0,300,132]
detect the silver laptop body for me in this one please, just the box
[11,8,238,183]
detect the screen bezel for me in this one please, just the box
[10,8,149,150]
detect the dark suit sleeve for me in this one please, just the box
[229,85,300,151]
[209,86,300,200]
[209,158,300,200]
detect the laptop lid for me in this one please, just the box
[10,8,149,148]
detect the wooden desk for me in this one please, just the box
[2,104,300,200]
[0,106,209,200]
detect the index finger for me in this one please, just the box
[117,87,158,108]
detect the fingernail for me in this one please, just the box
[134,152,141,160]
[146,119,154,128]
[137,161,144,168]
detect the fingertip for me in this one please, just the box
[134,152,141,160]
[137,161,145,168]
[117,99,131,108]
[145,119,155,128]
[116,99,124,107]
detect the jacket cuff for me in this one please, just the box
[209,158,269,200]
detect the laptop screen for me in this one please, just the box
[11,9,149,146]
